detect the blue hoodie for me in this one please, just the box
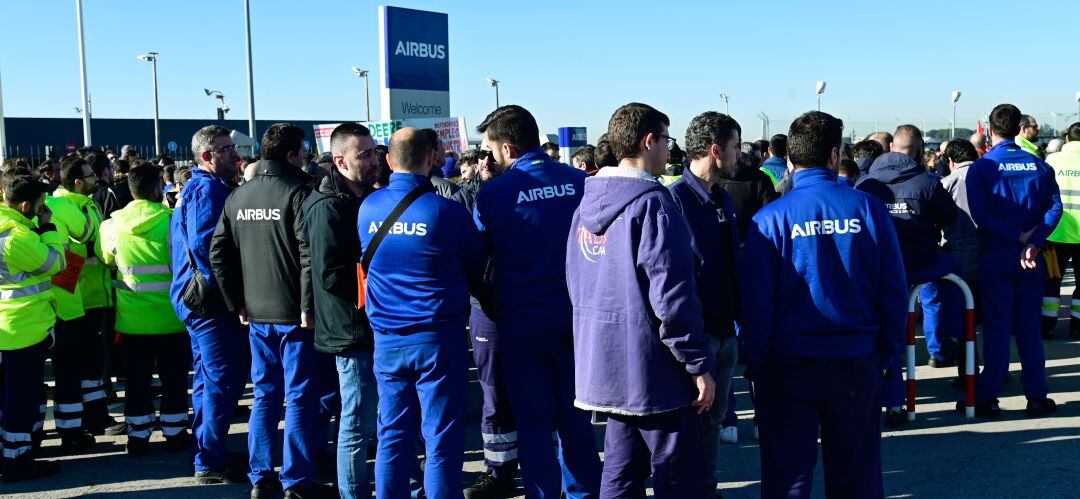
[357,173,484,349]
[856,152,958,272]
[761,156,787,183]
[566,167,714,416]
[474,149,586,332]
[739,168,907,369]
[170,167,235,322]
[965,140,1062,260]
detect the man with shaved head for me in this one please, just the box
[357,127,485,498]
[857,124,961,427]
[868,131,893,153]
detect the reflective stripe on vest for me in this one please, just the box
[118,265,171,275]
[112,280,171,293]
[0,228,61,284]
[0,281,52,300]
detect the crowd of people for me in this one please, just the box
[0,100,1075,499]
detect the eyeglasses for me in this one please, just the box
[658,134,676,149]
[479,148,494,161]
[216,144,238,153]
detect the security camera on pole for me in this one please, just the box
[815,81,827,111]
[1075,91,1080,121]
[137,52,161,156]
[719,93,730,115]
[204,89,229,120]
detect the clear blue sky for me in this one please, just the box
[3,0,1079,143]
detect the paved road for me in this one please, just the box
[6,312,1080,498]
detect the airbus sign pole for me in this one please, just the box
[378,6,450,120]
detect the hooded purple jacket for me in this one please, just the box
[566,167,714,416]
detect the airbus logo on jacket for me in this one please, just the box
[209,160,313,324]
[474,149,587,330]
[739,168,907,369]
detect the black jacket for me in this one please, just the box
[93,181,134,220]
[430,174,460,200]
[452,176,483,214]
[303,170,375,354]
[210,159,313,324]
[856,152,958,271]
[717,164,779,240]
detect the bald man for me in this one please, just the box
[357,127,485,498]
[858,124,961,426]
[868,132,893,153]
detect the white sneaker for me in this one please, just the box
[720,425,738,444]
[753,424,759,441]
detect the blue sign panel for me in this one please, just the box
[383,6,449,92]
[558,127,588,148]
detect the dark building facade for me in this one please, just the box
[2,117,346,163]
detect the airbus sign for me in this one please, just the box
[379,6,450,119]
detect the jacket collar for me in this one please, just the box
[791,167,838,189]
[596,165,657,182]
[1062,141,1080,153]
[192,166,238,190]
[319,167,371,203]
[510,149,553,170]
[990,139,1018,151]
[257,159,313,183]
[388,172,435,191]
[0,204,33,228]
[680,173,720,206]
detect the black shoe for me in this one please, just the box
[283,482,336,499]
[165,432,194,453]
[195,468,242,485]
[1041,316,1057,338]
[1026,398,1057,417]
[928,357,955,368]
[464,470,517,499]
[127,437,150,456]
[1,458,60,483]
[85,413,126,436]
[974,399,1002,419]
[104,421,128,436]
[59,431,96,453]
[883,408,908,428]
[251,478,284,499]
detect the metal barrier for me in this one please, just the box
[905,273,975,421]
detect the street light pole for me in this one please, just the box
[75,0,92,146]
[719,93,730,115]
[487,78,500,109]
[0,66,6,163]
[138,53,161,157]
[951,90,961,140]
[1075,92,1080,122]
[244,0,257,142]
[757,112,769,140]
[815,81,827,111]
[352,67,371,122]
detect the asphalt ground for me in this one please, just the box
[5,289,1080,498]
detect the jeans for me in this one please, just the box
[336,351,379,499]
[703,336,738,486]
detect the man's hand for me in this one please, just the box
[37,204,53,226]
[691,372,717,414]
[1021,244,1041,270]
[300,312,314,330]
[1019,227,1036,245]
[238,308,249,326]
